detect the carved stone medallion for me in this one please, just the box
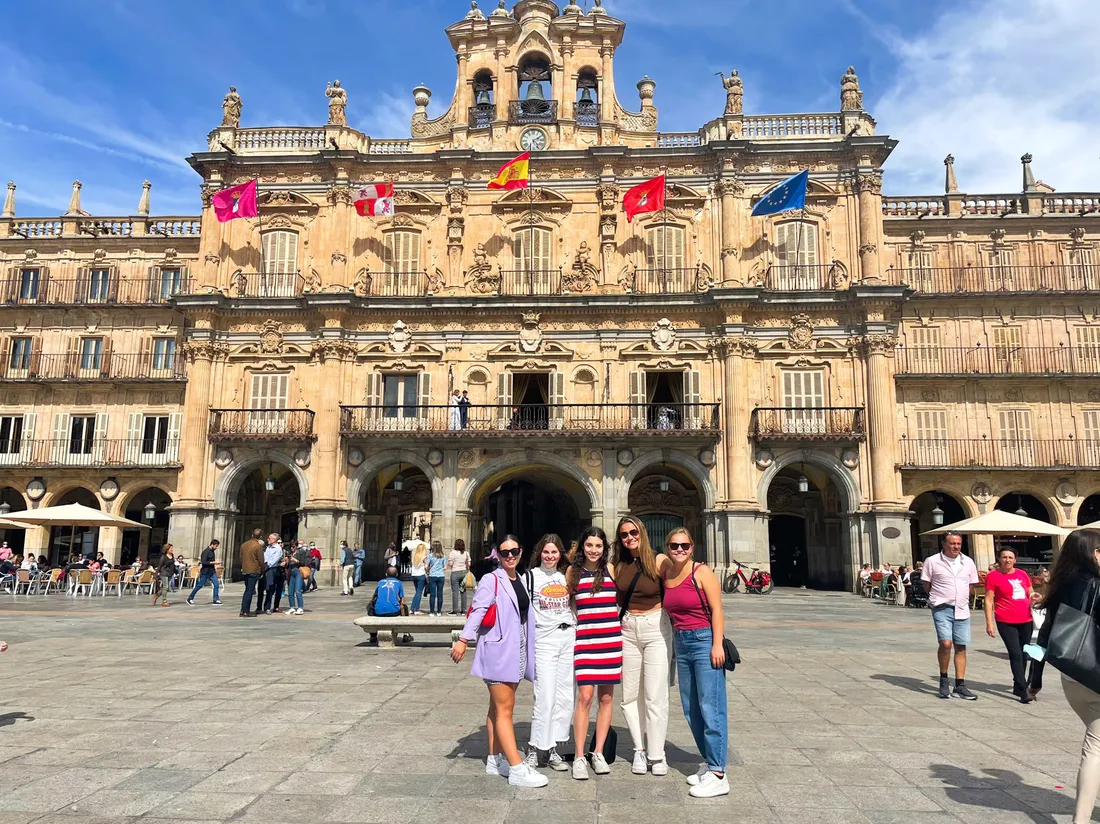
[972,482,993,504]
[519,312,543,354]
[389,321,411,353]
[651,318,676,352]
[788,314,814,350]
[259,320,284,355]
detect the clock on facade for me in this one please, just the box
[520,128,547,152]
[26,478,46,501]
[100,478,120,501]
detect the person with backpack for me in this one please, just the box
[339,540,356,596]
[186,540,222,606]
[285,542,311,615]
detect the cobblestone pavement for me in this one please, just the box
[0,584,1088,823]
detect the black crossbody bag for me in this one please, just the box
[689,564,740,672]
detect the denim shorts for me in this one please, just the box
[931,604,971,645]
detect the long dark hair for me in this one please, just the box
[533,533,569,573]
[1043,528,1100,608]
[612,515,659,580]
[567,526,610,603]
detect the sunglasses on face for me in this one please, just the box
[667,542,692,551]
[619,529,640,539]
[498,548,522,558]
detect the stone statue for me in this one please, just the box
[353,268,370,297]
[840,66,863,111]
[573,241,591,270]
[221,86,242,128]
[473,242,488,269]
[230,268,247,298]
[326,80,348,127]
[303,267,322,294]
[718,71,743,116]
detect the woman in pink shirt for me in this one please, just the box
[983,546,1035,703]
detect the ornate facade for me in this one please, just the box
[1,0,1096,587]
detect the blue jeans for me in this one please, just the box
[287,568,304,610]
[428,576,445,613]
[674,628,728,772]
[412,576,426,612]
[188,568,220,603]
[240,573,260,614]
[354,561,363,586]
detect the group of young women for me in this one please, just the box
[450,516,730,798]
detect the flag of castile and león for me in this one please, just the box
[623,174,666,222]
[486,151,530,191]
[211,180,259,222]
[353,183,395,217]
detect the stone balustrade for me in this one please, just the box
[742,114,843,138]
[881,197,947,217]
[234,127,327,152]
[10,219,62,237]
[367,139,412,154]
[656,132,703,148]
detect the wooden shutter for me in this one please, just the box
[998,408,1033,466]
[28,337,41,378]
[1075,325,1100,371]
[782,370,825,434]
[38,266,50,303]
[775,222,818,267]
[65,337,80,379]
[107,266,120,302]
[514,227,551,272]
[915,408,949,465]
[94,412,109,464]
[126,412,143,466]
[645,226,685,270]
[1,268,14,303]
[100,337,113,378]
[629,369,645,428]
[991,327,1022,366]
[74,267,89,305]
[52,412,70,464]
[139,337,153,378]
[366,371,383,423]
[147,265,160,303]
[417,371,432,427]
[910,326,941,371]
[684,369,702,429]
[20,412,36,462]
[549,370,565,429]
[0,337,9,380]
[262,230,299,274]
[497,370,512,429]
[167,412,182,463]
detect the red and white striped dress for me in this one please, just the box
[574,569,623,685]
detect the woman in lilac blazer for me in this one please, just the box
[452,535,545,788]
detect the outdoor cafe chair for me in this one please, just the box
[134,569,155,595]
[100,569,123,597]
[37,569,63,595]
[71,569,94,597]
[13,569,34,595]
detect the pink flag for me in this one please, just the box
[211,180,259,222]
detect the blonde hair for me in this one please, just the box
[663,527,694,552]
[411,542,429,567]
[613,515,659,580]
[431,540,444,557]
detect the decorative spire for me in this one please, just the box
[1021,153,1037,192]
[944,154,958,194]
[2,182,14,218]
[137,180,151,216]
[840,65,863,111]
[65,181,83,216]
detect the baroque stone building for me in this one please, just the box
[1,0,1097,587]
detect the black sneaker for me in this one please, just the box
[186,598,194,606]
[212,601,223,605]
[938,676,951,699]
[952,684,978,701]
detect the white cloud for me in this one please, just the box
[355,90,416,140]
[869,0,1100,194]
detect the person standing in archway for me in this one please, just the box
[921,531,979,700]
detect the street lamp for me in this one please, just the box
[0,502,10,516]
[797,462,809,494]
[932,495,944,526]
[143,502,157,522]
[264,463,276,492]
[393,462,404,492]
[659,475,670,493]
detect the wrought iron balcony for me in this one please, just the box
[900,438,1100,469]
[0,274,192,305]
[208,409,315,441]
[889,264,1100,295]
[0,439,181,469]
[468,103,496,130]
[628,268,700,295]
[750,407,866,441]
[575,100,599,127]
[362,270,430,298]
[229,271,304,298]
[0,352,185,382]
[764,263,849,291]
[340,403,721,437]
[498,269,562,297]
[508,99,557,125]
[896,345,1100,377]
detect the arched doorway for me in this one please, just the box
[909,491,970,562]
[120,488,172,567]
[765,465,848,590]
[360,463,434,580]
[231,463,302,577]
[0,487,27,554]
[627,466,703,559]
[995,492,1054,566]
[48,488,100,565]
[1078,494,1100,527]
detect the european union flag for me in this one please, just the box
[751,169,809,217]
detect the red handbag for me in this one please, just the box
[467,574,499,629]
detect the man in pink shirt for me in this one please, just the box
[921,532,980,700]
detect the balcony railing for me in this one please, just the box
[628,268,700,295]
[468,104,496,130]
[764,263,847,291]
[208,409,315,441]
[499,269,562,297]
[900,438,1100,469]
[509,100,558,125]
[751,407,866,441]
[575,100,599,127]
[231,271,304,298]
[364,270,429,298]
[0,353,185,382]
[890,264,1100,294]
[897,345,1100,376]
[0,439,181,469]
[742,114,843,138]
[0,275,192,305]
[340,403,721,436]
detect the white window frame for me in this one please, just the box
[644,224,686,271]
[248,373,290,434]
[781,369,825,434]
[152,338,176,372]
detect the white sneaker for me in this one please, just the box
[686,763,708,786]
[485,754,509,777]
[284,608,295,615]
[631,750,648,775]
[572,757,589,780]
[650,759,668,777]
[689,771,730,798]
[547,747,568,772]
[590,752,611,775]
[295,607,304,615]
[508,762,548,789]
[523,748,539,769]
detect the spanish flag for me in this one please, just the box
[487,151,530,191]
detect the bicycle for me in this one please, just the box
[723,559,774,594]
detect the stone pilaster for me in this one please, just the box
[863,333,900,505]
[856,172,883,284]
[717,178,743,285]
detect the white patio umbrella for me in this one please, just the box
[0,517,30,530]
[3,503,149,529]
[1077,520,1100,531]
[922,509,1069,537]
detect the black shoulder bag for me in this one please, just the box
[689,564,740,672]
[1046,577,1100,695]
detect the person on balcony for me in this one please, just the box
[449,389,463,430]
[459,390,471,428]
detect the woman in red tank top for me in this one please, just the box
[661,528,729,799]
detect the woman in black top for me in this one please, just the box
[1037,528,1100,824]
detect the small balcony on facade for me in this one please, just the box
[340,403,721,439]
[230,271,304,299]
[208,409,316,442]
[889,264,1100,295]
[468,104,496,130]
[750,407,867,442]
[498,268,562,297]
[361,270,430,298]
[575,100,599,127]
[0,271,192,306]
[508,100,557,125]
[627,267,700,295]
[0,352,185,382]
[896,345,1100,377]
[763,263,848,292]
[900,438,1100,470]
[0,438,182,469]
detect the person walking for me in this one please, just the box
[306,541,322,592]
[1035,528,1100,823]
[524,534,574,772]
[285,542,310,615]
[339,540,356,596]
[451,536,548,789]
[1028,567,1050,701]
[448,538,471,615]
[612,515,673,776]
[427,540,447,616]
[154,545,176,607]
[983,546,1035,702]
[353,543,366,587]
[921,531,979,700]
[186,540,222,606]
[239,528,265,617]
[660,528,730,798]
[384,541,399,574]
[410,541,429,615]
[261,534,285,615]
[569,526,621,781]
[473,544,499,582]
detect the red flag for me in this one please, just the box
[623,174,665,222]
[487,152,531,191]
[353,183,394,217]
[211,180,258,222]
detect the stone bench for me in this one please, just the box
[353,615,467,649]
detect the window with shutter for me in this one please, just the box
[88,268,111,302]
[1070,247,1099,289]
[80,337,104,371]
[262,230,300,275]
[628,370,645,428]
[781,370,825,434]
[18,269,39,302]
[0,416,23,455]
[157,268,184,300]
[152,338,176,372]
[1082,410,1100,465]
[1074,326,1100,372]
[908,249,935,291]
[142,415,170,456]
[382,374,418,421]
[914,408,949,464]
[997,408,1033,466]
[385,230,421,273]
[497,371,513,429]
[249,373,290,433]
[991,327,1022,367]
[684,370,702,429]
[70,415,97,456]
[645,225,685,271]
[908,327,941,372]
[988,247,1017,290]
[9,337,32,372]
[513,227,552,271]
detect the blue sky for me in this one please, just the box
[2,0,1098,216]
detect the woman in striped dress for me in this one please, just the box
[568,526,621,780]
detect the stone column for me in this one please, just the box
[717,178,743,285]
[863,333,900,505]
[309,340,354,507]
[176,337,222,504]
[599,42,614,123]
[722,338,755,506]
[856,172,884,284]
[495,42,509,123]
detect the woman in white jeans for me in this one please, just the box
[524,534,575,771]
[612,516,672,777]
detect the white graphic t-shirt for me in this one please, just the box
[528,566,575,634]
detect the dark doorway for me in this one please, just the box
[486,478,585,568]
[646,371,683,430]
[769,514,807,587]
[511,372,550,430]
[1079,494,1100,526]
[640,514,684,551]
[995,492,1054,565]
[909,491,969,564]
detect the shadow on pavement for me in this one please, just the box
[870,673,1016,701]
[0,711,32,728]
[931,764,1074,824]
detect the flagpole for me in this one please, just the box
[528,159,534,296]
[793,205,805,290]
[257,182,267,293]
[661,168,668,293]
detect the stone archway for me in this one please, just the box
[117,487,173,566]
[0,487,27,555]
